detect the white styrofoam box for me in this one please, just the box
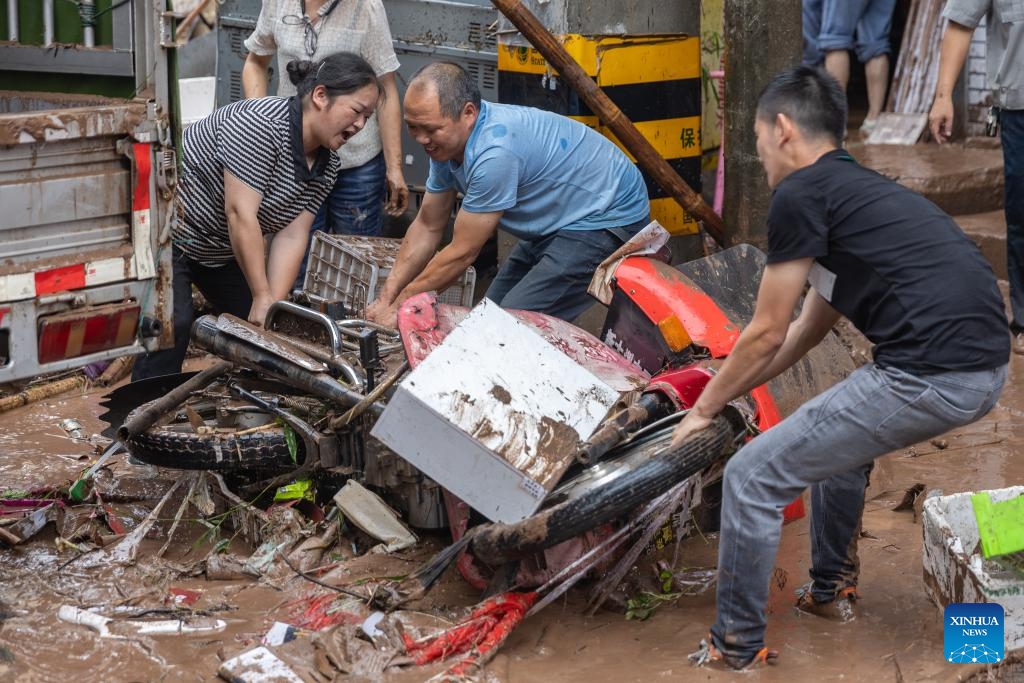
[178,77,216,127]
[922,486,1024,651]
[371,299,625,523]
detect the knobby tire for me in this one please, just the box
[470,415,736,565]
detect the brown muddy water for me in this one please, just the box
[1,353,1023,682]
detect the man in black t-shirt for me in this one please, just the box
[677,66,1009,671]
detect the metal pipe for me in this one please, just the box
[191,315,382,415]
[7,0,18,42]
[42,0,54,46]
[575,392,676,465]
[274,333,365,389]
[265,299,343,355]
[81,0,95,47]
[117,361,233,442]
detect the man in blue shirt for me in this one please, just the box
[364,62,650,327]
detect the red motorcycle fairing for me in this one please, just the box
[607,256,741,359]
[609,250,804,523]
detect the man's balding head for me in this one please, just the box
[408,62,481,120]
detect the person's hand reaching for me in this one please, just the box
[248,294,275,327]
[364,298,398,329]
[929,96,954,144]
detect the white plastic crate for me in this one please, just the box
[303,232,475,310]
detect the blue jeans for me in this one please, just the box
[803,0,896,65]
[1002,109,1024,329]
[313,152,386,236]
[485,218,648,322]
[711,362,1007,663]
[297,153,387,288]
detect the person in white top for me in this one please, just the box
[242,0,408,242]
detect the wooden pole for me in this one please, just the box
[174,0,216,43]
[489,0,729,248]
[0,375,86,414]
[96,354,135,387]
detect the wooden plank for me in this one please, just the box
[864,111,930,144]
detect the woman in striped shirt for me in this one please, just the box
[132,51,381,380]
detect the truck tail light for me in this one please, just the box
[38,303,140,365]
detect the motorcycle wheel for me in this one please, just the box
[469,413,739,565]
[124,382,304,472]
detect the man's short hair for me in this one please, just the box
[409,62,482,119]
[756,65,847,146]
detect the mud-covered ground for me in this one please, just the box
[0,340,1022,682]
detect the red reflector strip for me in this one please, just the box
[38,304,140,365]
[35,265,87,297]
[133,142,152,211]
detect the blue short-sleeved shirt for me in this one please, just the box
[425,101,650,239]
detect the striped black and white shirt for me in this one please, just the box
[174,96,339,265]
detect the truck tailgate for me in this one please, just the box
[0,92,152,300]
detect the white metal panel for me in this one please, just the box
[372,300,624,522]
[86,256,134,285]
[0,272,34,301]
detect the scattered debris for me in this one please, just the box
[360,611,388,648]
[59,418,86,440]
[218,646,305,683]
[625,590,684,621]
[263,621,298,647]
[95,355,135,386]
[893,483,927,513]
[0,503,59,545]
[657,562,717,596]
[204,553,252,581]
[106,477,186,565]
[69,441,126,502]
[333,480,417,553]
[0,373,87,414]
[403,592,536,678]
[57,604,226,638]
[165,588,202,607]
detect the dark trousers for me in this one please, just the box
[1002,109,1024,330]
[132,247,252,380]
[484,217,649,323]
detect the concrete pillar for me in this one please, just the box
[723,0,802,248]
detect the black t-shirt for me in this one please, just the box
[767,149,1009,373]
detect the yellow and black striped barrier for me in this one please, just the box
[498,35,702,236]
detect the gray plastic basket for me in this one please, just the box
[303,232,476,310]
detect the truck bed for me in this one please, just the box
[0,91,149,281]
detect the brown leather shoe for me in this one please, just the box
[794,584,859,622]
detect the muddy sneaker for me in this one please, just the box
[1013,331,1024,356]
[794,582,859,622]
[688,634,779,671]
